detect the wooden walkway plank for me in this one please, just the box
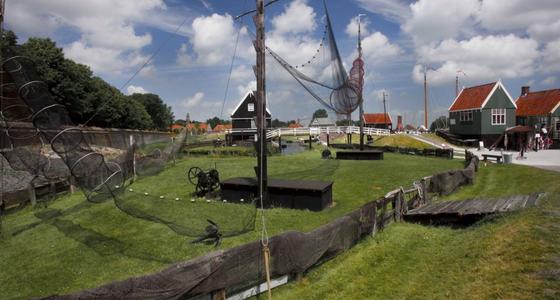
[404,194,541,223]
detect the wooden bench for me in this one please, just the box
[482,154,502,163]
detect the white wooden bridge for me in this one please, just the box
[225,126,391,139]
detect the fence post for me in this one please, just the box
[130,135,136,182]
[421,178,429,205]
[308,134,312,150]
[69,176,75,194]
[394,192,402,221]
[28,184,36,207]
[371,204,377,237]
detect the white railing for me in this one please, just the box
[224,126,391,139]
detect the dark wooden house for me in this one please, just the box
[229,90,271,141]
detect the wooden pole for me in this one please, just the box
[308,134,312,150]
[254,0,268,206]
[28,184,36,207]
[358,15,364,151]
[424,66,428,129]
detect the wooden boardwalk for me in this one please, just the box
[404,194,542,225]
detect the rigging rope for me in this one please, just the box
[219,22,242,119]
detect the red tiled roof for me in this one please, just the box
[362,113,392,125]
[449,82,496,111]
[515,89,560,116]
[288,123,302,128]
[213,124,232,132]
[170,124,183,130]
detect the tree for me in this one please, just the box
[129,93,174,131]
[205,116,229,129]
[271,118,288,128]
[174,119,186,126]
[430,116,448,132]
[313,109,328,119]
[1,30,18,48]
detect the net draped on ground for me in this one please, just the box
[0,50,256,238]
[48,155,481,300]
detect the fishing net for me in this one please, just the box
[1,50,256,238]
[266,3,363,117]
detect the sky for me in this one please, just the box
[5,0,560,126]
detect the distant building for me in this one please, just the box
[230,90,271,141]
[309,117,335,127]
[212,124,232,133]
[396,115,404,132]
[288,122,302,128]
[170,124,184,132]
[515,86,560,143]
[448,81,516,145]
[362,113,392,130]
[187,123,211,134]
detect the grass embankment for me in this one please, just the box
[0,151,460,299]
[271,163,560,299]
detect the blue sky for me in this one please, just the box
[6,0,560,126]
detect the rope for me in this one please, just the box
[81,16,190,127]
[219,23,242,119]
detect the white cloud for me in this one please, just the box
[356,0,411,24]
[479,0,560,35]
[271,0,317,35]
[541,39,560,73]
[542,76,557,86]
[230,65,254,83]
[237,80,257,98]
[413,34,540,85]
[126,85,149,95]
[180,92,222,121]
[190,13,252,65]
[176,43,192,66]
[346,16,370,37]
[402,0,480,45]
[5,0,173,75]
[360,32,403,65]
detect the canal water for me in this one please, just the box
[280,142,308,155]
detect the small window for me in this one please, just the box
[459,110,473,122]
[556,120,560,131]
[491,108,506,125]
[248,103,254,112]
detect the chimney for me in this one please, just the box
[397,115,404,131]
[521,86,530,96]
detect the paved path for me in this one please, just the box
[470,148,560,172]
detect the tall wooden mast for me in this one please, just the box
[254,0,268,206]
[358,14,364,151]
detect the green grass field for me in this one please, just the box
[271,163,560,299]
[0,150,461,299]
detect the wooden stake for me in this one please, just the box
[263,245,272,300]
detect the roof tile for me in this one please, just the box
[449,82,496,111]
[515,89,560,116]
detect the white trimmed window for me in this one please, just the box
[491,108,506,125]
[459,110,473,122]
[248,103,254,112]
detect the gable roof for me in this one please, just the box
[170,124,183,130]
[516,88,560,116]
[362,113,392,125]
[288,122,302,128]
[231,90,271,118]
[449,82,497,111]
[309,117,335,127]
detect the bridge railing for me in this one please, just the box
[225,126,390,139]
